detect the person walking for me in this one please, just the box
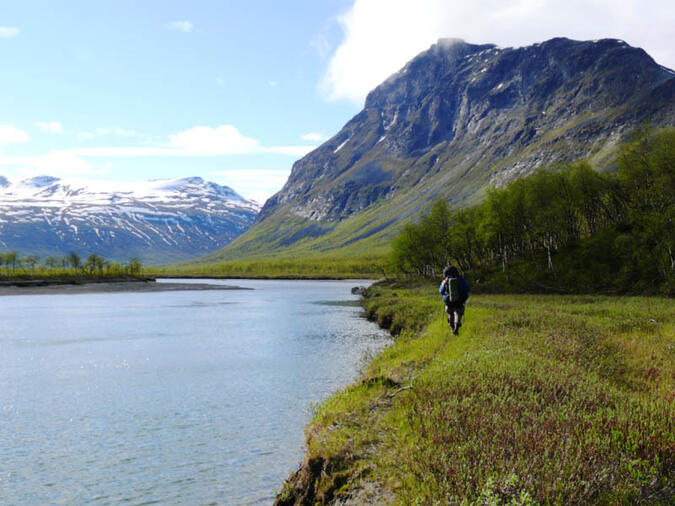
[439,265,470,335]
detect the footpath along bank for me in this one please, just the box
[276,280,674,505]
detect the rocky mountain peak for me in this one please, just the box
[219,37,674,260]
[364,39,494,110]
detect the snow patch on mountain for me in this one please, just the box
[0,176,260,263]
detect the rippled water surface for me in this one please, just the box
[0,279,391,504]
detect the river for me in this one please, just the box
[0,279,391,504]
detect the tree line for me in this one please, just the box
[390,128,674,294]
[0,251,143,276]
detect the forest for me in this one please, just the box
[390,128,674,295]
[0,251,144,280]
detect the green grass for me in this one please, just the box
[148,255,390,279]
[277,281,674,504]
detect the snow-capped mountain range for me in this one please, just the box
[0,175,260,263]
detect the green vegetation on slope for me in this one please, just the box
[192,198,408,263]
[390,129,675,295]
[277,281,673,504]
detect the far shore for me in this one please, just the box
[0,278,249,296]
[153,274,379,281]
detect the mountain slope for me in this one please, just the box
[201,37,675,263]
[0,176,259,263]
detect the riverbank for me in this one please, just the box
[155,274,374,281]
[0,279,248,296]
[0,276,155,287]
[276,280,674,504]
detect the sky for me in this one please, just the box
[1,0,673,204]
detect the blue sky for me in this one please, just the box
[1,0,673,203]
[0,0,357,202]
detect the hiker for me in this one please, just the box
[439,265,470,335]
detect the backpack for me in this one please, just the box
[446,277,462,303]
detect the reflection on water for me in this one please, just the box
[0,279,391,505]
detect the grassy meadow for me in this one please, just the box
[277,281,674,505]
[148,255,388,279]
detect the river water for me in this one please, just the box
[0,279,391,505]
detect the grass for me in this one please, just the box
[147,255,390,279]
[277,281,674,505]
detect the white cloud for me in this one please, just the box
[66,146,178,157]
[0,125,29,144]
[310,30,334,60]
[75,127,148,140]
[210,168,291,204]
[37,125,309,158]
[300,132,325,142]
[36,121,64,134]
[0,151,99,177]
[27,152,94,174]
[168,20,193,33]
[324,0,675,103]
[268,80,278,87]
[170,125,260,155]
[64,143,314,159]
[0,124,313,182]
[0,27,19,38]
[95,127,146,138]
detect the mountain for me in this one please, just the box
[201,37,674,263]
[0,176,260,263]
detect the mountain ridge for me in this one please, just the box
[0,176,260,263]
[202,37,674,263]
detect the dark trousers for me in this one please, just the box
[446,302,465,331]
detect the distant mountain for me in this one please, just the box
[202,37,674,262]
[0,176,260,263]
